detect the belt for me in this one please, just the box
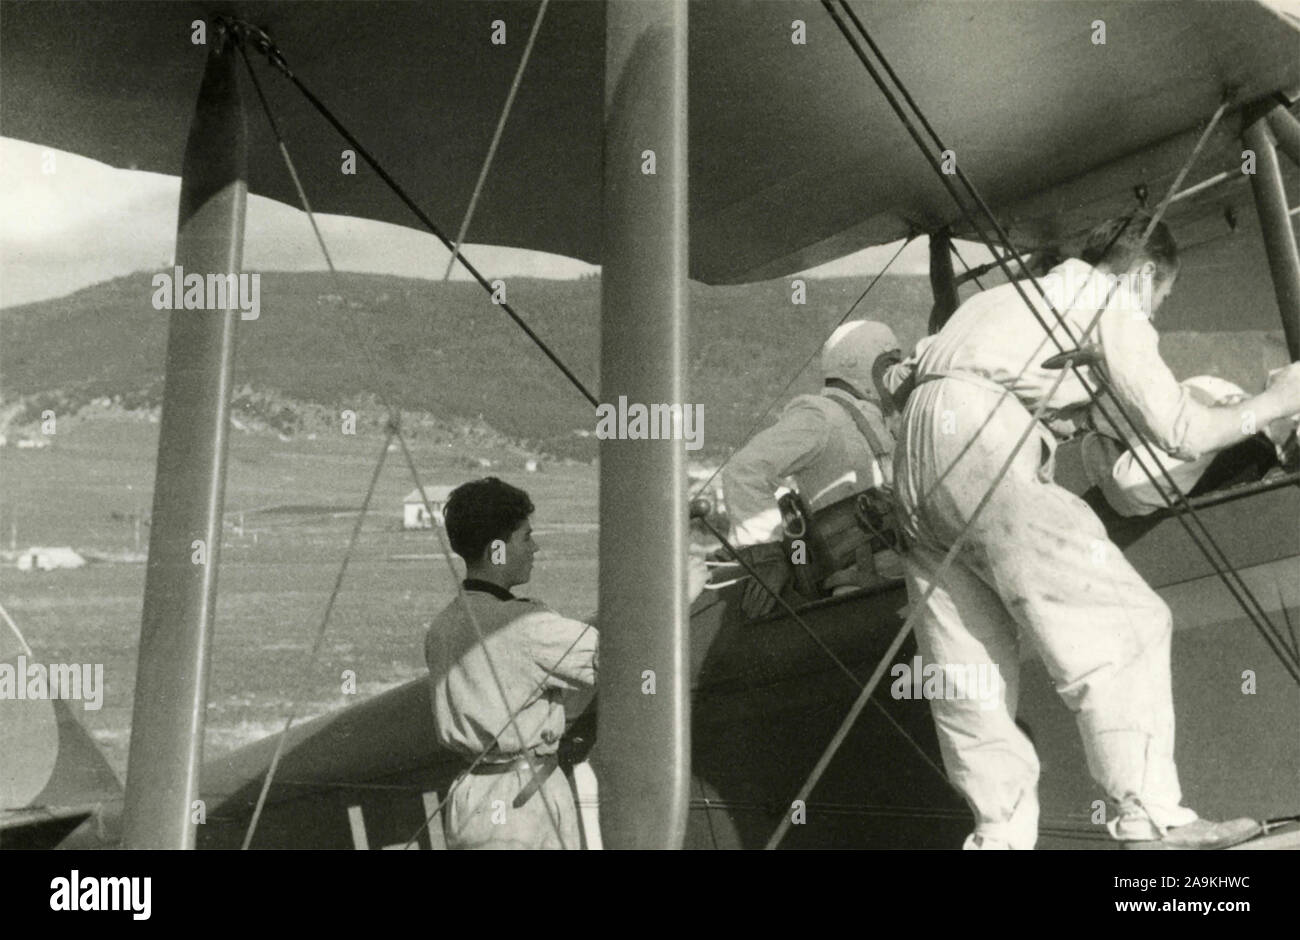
[917,370,1057,470]
[915,370,1007,396]
[468,751,560,809]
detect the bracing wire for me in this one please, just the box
[234,25,571,847]
[947,240,985,292]
[240,426,395,849]
[766,360,1078,849]
[690,236,915,501]
[825,0,1298,681]
[442,1,549,281]
[232,17,598,408]
[766,1,1300,846]
[692,512,955,791]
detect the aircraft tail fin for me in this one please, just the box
[0,600,121,849]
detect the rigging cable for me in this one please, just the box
[767,4,1299,845]
[690,235,915,500]
[442,1,549,281]
[766,357,1078,849]
[691,511,955,791]
[831,0,1297,678]
[825,0,1298,681]
[237,19,598,407]
[240,426,395,849]
[947,240,985,292]
[232,19,570,847]
[0,599,33,656]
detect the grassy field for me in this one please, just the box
[0,409,599,780]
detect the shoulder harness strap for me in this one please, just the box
[822,389,894,469]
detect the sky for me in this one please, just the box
[0,137,961,309]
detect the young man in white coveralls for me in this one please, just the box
[887,214,1300,850]
[426,477,707,848]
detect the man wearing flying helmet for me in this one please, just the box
[720,320,904,619]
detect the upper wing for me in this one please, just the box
[1,0,1296,284]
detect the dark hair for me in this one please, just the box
[443,477,534,563]
[1080,212,1179,281]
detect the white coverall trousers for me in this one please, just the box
[895,376,1196,849]
[445,761,581,850]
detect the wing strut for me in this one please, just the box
[1245,106,1300,360]
[595,0,691,849]
[822,0,1299,684]
[926,228,959,333]
[122,25,246,849]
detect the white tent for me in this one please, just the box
[16,547,86,572]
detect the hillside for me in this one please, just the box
[0,270,1287,459]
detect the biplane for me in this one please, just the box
[1,0,1298,850]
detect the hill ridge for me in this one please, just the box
[2,270,1287,459]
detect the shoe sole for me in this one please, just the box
[1120,823,1263,851]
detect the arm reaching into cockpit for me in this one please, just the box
[1096,294,1300,461]
[1082,372,1300,516]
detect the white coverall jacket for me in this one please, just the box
[892,258,1203,848]
[722,390,892,548]
[1081,375,1247,516]
[426,583,597,849]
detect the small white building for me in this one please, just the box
[16,547,86,572]
[404,485,455,529]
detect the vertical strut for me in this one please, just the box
[927,227,960,333]
[1265,105,1300,166]
[595,0,690,849]
[122,29,246,849]
[1243,111,1300,361]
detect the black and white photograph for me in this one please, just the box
[1,0,1298,919]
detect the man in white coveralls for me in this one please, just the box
[887,213,1300,850]
[425,477,595,849]
[426,477,707,848]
